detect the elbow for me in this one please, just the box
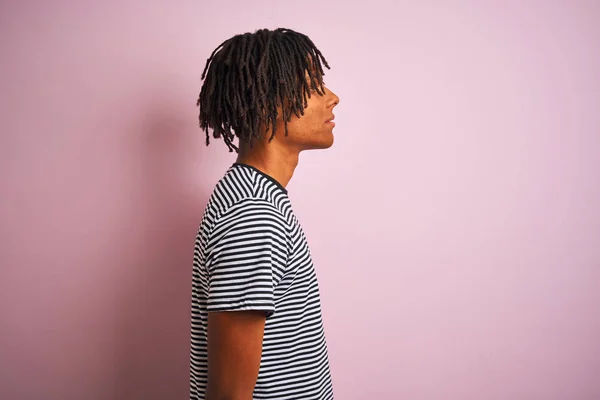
[206,395,247,400]
[205,387,250,400]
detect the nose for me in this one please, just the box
[327,87,340,108]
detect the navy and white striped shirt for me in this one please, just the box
[191,163,333,400]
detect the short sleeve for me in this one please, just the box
[205,201,288,316]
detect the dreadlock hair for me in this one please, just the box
[196,28,330,152]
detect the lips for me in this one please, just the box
[325,115,335,123]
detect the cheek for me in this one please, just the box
[287,111,314,135]
[283,98,324,139]
[302,108,323,131]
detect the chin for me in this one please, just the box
[314,132,335,149]
[296,131,335,151]
[304,140,333,151]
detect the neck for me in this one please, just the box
[235,140,299,188]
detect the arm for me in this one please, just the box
[205,201,287,399]
[205,310,267,400]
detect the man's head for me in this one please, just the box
[197,28,340,153]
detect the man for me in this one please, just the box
[191,28,340,400]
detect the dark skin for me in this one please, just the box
[236,82,340,187]
[206,311,266,400]
[206,83,340,400]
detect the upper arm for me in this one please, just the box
[206,310,267,400]
[204,202,287,399]
[206,201,288,315]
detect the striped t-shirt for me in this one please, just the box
[190,163,334,400]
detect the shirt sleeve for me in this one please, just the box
[205,200,288,316]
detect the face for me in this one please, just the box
[271,80,340,152]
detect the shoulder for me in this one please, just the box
[210,164,290,218]
[218,197,286,227]
[207,197,289,247]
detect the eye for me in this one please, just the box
[308,79,325,94]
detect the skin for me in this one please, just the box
[206,79,340,400]
[236,82,341,187]
[206,311,267,400]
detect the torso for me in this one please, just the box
[190,163,333,400]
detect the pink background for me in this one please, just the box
[1,1,599,399]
